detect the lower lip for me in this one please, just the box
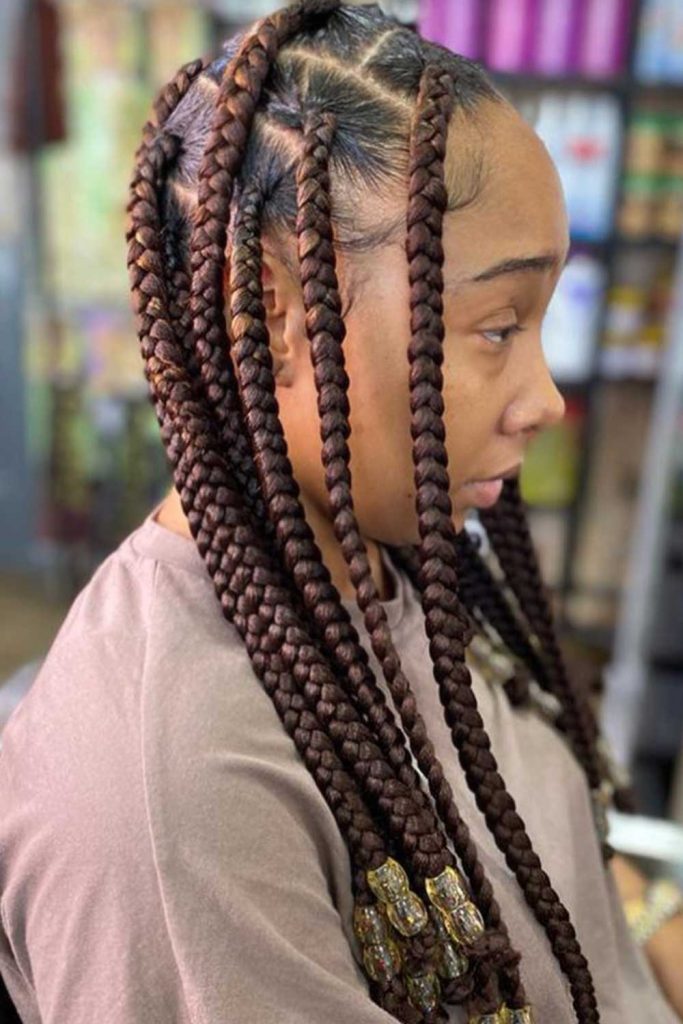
[460,477,504,508]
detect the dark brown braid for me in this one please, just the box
[392,538,533,708]
[120,5,623,1022]
[455,529,551,693]
[188,2,337,461]
[405,65,600,1023]
[480,479,625,798]
[480,480,637,812]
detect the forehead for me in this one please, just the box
[443,100,569,281]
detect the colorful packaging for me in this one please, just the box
[485,0,539,72]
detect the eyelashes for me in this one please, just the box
[480,324,526,347]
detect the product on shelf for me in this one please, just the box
[572,381,654,623]
[485,0,538,72]
[533,90,622,241]
[419,0,633,78]
[577,0,633,80]
[532,0,578,77]
[620,109,683,241]
[419,0,482,59]
[542,252,607,383]
[600,248,675,379]
[635,0,683,84]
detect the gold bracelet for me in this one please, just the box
[624,878,683,946]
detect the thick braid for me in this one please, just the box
[391,540,532,710]
[128,57,272,537]
[293,109,525,1010]
[128,58,206,417]
[128,109,445,1024]
[454,530,553,691]
[480,481,638,812]
[189,2,339,461]
[480,480,604,787]
[406,66,601,1024]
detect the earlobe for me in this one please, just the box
[265,288,294,386]
[223,254,296,387]
[261,249,304,389]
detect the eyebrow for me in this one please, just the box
[459,250,570,285]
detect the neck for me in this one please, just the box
[153,486,396,602]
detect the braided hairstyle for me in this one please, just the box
[117,3,633,1021]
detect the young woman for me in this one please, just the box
[1,3,681,1022]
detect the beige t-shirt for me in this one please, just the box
[0,503,677,1023]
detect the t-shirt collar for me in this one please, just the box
[129,499,408,631]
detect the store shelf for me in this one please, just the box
[492,71,630,95]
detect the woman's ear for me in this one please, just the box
[261,253,292,385]
[224,247,305,389]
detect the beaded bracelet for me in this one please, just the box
[623,878,683,946]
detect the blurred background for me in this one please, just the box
[1,0,682,859]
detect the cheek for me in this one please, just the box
[343,322,418,542]
[441,345,508,486]
[276,356,328,499]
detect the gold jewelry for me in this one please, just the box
[623,878,683,946]
[365,857,428,937]
[468,1005,534,1023]
[428,905,470,980]
[405,970,441,1013]
[425,864,486,945]
[352,903,402,982]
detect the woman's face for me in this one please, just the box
[266,99,569,546]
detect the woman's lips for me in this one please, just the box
[459,477,504,508]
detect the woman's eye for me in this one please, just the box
[480,324,525,347]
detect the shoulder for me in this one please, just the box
[0,529,350,901]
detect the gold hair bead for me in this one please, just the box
[441,900,486,945]
[425,865,468,911]
[428,905,470,979]
[362,938,403,983]
[386,892,429,937]
[436,938,470,979]
[366,857,410,903]
[468,1009,506,1024]
[505,1007,535,1024]
[590,779,614,845]
[425,865,485,946]
[353,903,402,982]
[353,904,389,946]
[365,858,428,937]
[405,970,441,1013]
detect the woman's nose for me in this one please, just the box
[501,339,566,436]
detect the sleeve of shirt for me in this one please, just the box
[0,605,412,1024]
[0,642,192,1024]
